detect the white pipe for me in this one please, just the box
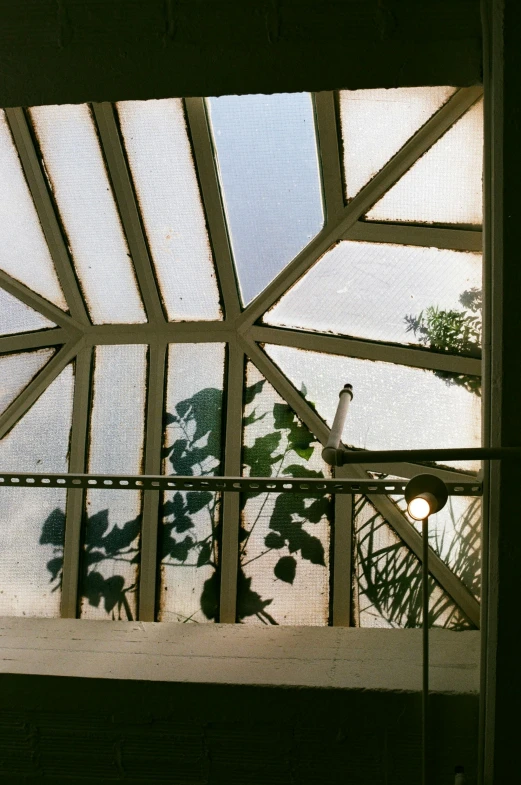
[321,384,353,466]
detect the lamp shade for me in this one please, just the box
[404,474,448,520]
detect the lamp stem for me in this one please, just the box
[422,516,429,785]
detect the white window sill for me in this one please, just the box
[0,617,479,693]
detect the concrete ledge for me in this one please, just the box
[0,617,479,692]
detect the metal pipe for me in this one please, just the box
[329,446,521,466]
[422,516,429,785]
[321,384,353,466]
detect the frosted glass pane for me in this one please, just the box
[29,104,146,324]
[159,343,226,623]
[367,98,483,225]
[81,345,147,620]
[340,87,456,199]
[265,344,481,471]
[0,111,66,309]
[116,100,222,321]
[0,349,55,415]
[239,364,331,626]
[207,93,324,304]
[0,288,56,335]
[0,364,73,617]
[391,492,481,600]
[265,241,482,349]
[354,496,474,629]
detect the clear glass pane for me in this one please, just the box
[0,349,55,416]
[354,496,474,629]
[390,492,481,600]
[367,98,483,226]
[81,345,147,620]
[340,87,456,200]
[29,104,146,324]
[116,99,222,322]
[239,364,331,626]
[265,344,481,471]
[0,111,66,309]
[207,93,324,305]
[159,343,226,623]
[265,241,482,350]
[0,364,74,617]
[0,288,56,336]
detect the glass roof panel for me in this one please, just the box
[0,364,74,617]
[340,87,456,200]
[0,289,56,336]
[29,104,146,324]
[366,98,483,225]
[81,344,147,620]
[0,111,66,309]
[159,342,226,623]
[354,495,474,629]
[239,364,331,626]
[265,344,481,471]
[207,92,324,305]
[0,348,55,416]
[116,99,222,321]
[264,241,482,348]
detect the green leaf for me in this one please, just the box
[244,379,266,405]
[186,491,213,514]
[274,556,297,584]
[197,540,212,566]
[264,531,285,549]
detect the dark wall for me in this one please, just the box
[0,1,481,107]
[0,674,478,784]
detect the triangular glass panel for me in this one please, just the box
[206,93,324,305]
[264,344,481,472]
[116,99,223,322]
[264,240,482,349]
[0,111,66,309]
[340,86,456,200]
[238,362,332,626]
[29,104,147,325]
[0,288,56,336]
[366,98,483,226]
[0,348,56,416]
[353,495,475,629]
[159,342,226,624]
[0,363,74,617]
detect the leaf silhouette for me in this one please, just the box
[274,556,297,584]
[40,508,66,546]
[197,540,212,567]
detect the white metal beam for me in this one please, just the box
[0,269,81,332]
[237,87,484,330]
[4,108,90,325]
[0,337,82,440]
[219,339,244,623]
[239,337,480,626]
[252,325,482,377]
[344,220,483,252]
[60,346,93,618]
[314,91,344,222]
[332,465,354,626]
[91,103,167,326]
[0,328,67,354]
[138,342,167,621]
[184,98,242,322]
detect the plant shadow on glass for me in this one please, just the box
[405,287,482,396]
[355,495,479,628]
[40,381,331,623]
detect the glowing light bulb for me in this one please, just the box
[408,495,431,521]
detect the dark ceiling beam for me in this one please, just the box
[0,1,481,107]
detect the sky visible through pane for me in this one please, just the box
[207,92,324,304]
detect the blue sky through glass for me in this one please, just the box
[207,93,324,305]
